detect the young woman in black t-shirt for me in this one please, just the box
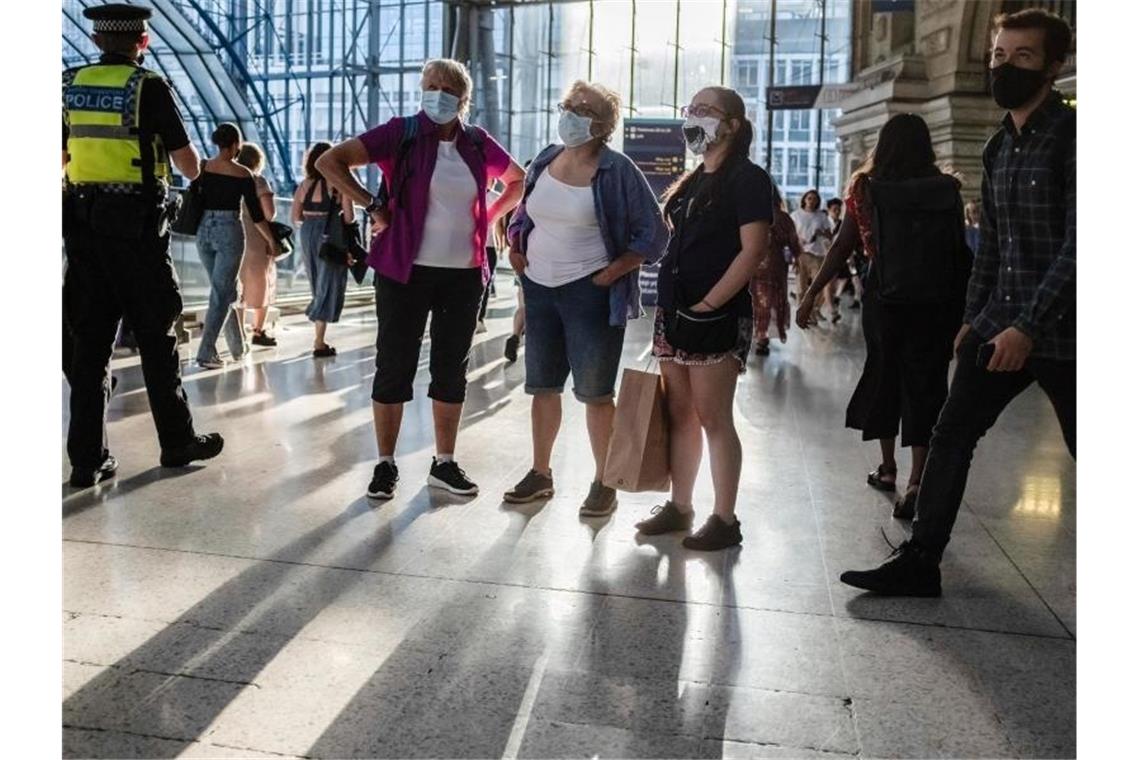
[635,86,773,551]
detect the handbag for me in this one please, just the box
[171,161,206,235]
[662,174,738,354]
[269,221,295,261]
[317,183,350,268]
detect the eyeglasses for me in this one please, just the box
[558,102,601,120]
[680,104,726,119]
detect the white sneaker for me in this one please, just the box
[197,358,224,370]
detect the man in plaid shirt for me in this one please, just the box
[841,8,1075,597]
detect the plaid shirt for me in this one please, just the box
[964,92,1076,360]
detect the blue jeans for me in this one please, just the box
[196,210,246,362]
[522,272,626,403]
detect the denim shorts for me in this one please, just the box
[521,272,626,403]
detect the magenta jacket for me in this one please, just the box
[357,111,513,285]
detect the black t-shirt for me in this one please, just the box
[657,160,774,317]
[62,54,191,153]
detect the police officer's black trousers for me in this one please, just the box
[63,223,196,468]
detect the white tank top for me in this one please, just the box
[415,140,479,268]
[524,169,610,288]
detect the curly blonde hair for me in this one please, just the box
[563,80,622,142]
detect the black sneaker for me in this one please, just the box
[367,461,399,500]
[635,501,694,535]
[251,331,278,347]
[579,481,617,517]
[893,487,919,520]
[682,514,743,551]
[160,433,224,468]
[504,334,521,363]
[428,457,479,496]
[503,469,554,503]
[69,454,118,488]
[839,539,941,597]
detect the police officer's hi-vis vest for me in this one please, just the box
[63,64,172,189]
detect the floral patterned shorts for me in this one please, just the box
[651,307,753,374]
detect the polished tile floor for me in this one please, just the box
[62,284,1075,759]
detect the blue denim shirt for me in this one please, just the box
[508,144,669,327]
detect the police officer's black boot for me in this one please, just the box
[838,539,942,597]
[69,454,118,489]
[160,433,225,468]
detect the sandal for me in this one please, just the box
[313,345,337,358]
[893,486,919,520]
[867,464,897,491]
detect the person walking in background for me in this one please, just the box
[291,142,355,358]
[791,189,834,324]
[195,122,282,370]
[750,185,801,356]
[840,9,1075,597]
[796,113,971,520]
[827,196,863,311]
[236,142,279,347]
[502,80,668,516]
[633,85,771,551]
[964,198,982,256]
[316,58,525,501]
[497,214,526,363]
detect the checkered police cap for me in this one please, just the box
[83,4,151,34]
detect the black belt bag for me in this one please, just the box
[665,305,737,354]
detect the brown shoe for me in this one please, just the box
[682,514,742,551]
[635,501,695,536]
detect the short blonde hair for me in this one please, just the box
[563,80,622,142]
[422,58,473,118]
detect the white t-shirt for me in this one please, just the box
[791,208,832,257]
[524,169,609,288]
[415,140,479,268]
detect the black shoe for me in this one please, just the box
[69,454,118,488]
[428,457,479,496]
[850,300,861,310]
[682,514,743,551]
[313,345,336,358]
[635,501,694,536]
[503,469,554,503]
[160,433,225,468]
[367,461,399,500]
[755,340,770,356]
[893,487,918,520]
[579,480,617,517]
[504,334,521,364]
[251,331,278,347]
[867,464,897,492]
[839,539,942,597]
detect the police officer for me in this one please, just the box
[63,4,223,488]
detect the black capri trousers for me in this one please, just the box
[372,265,485,405]
[845,281,963,448]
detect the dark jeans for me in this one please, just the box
[911,329,1076,559]
[63,220,196,469]
[372,265,484,404]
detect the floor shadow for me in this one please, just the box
[62,466,205,520]
[63,492,437,758]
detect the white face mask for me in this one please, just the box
[558,110,595,148]
[421,89,461,125]
[682,115,722,155]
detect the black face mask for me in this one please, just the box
[989,62,1047,110]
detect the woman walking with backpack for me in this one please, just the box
[796,114,970,519]
[315,58,525,502]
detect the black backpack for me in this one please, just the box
[868,174,970,305]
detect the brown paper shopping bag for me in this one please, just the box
[603,368,671,493]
